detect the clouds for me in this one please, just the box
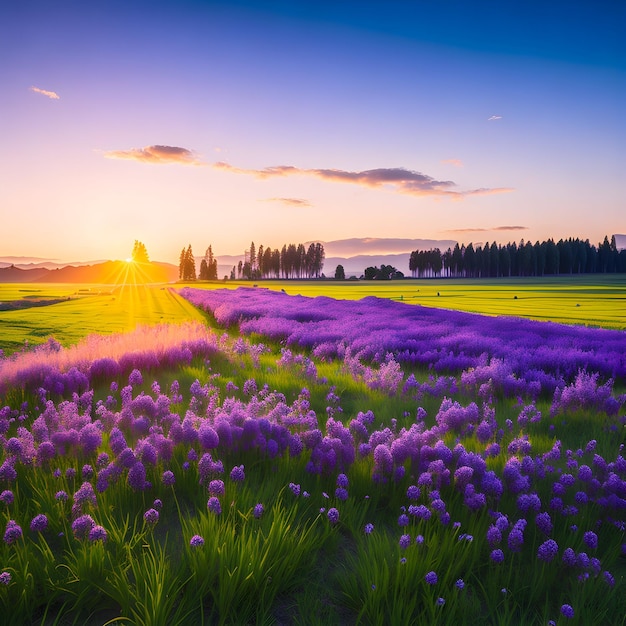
[265,197,312,207]
[441,158,464,168]
[487,115,502,121]
[214,162,512,200]
[446,225,528,233]
[30,86,60,100]
[104,145,203,165]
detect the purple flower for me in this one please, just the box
[327,508,339,524]
[208,479,225,497]
[583,531,598,550]
[436,597,445,606]
[486,525,502,547]
[230,465,245,482]
[289,482,301,497]
[455,579,465,590]
[89,525,108,542]
[603,570,615,587]
[415,534,424,545]
[562,547,577,566]
[207,497,221,515]
[335,487,349,501]
[153,499,163,509]
[425,571,438,585]
[55,490,68,501]
[406,485,420,500]
[71,515,95,540]
[0,572,11,585]
[253,503,264,519]
[364,523,374,534]
[560,604,574,619]
[143,508,159,525]
[399,534,411,549]
[398,514,409,527]
[190,534,205,547]
[537,539,559,563]
[490,549,505,564]
[0,490,14,505]
[30,514,48,533]
[336,473,349,488]
[3,520,22,545]
[128,368,143,387]
[162,470,176,486]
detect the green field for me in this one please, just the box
[1,275,624,355]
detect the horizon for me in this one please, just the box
[1,0,624,263]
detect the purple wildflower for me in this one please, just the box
[583,531,598,550]
[436,597,445,606]
[399,534,411,549]
[153,499,163,509]
[207,497,221,515]
[71,515,95,540]
[398,514,409,527]
[537,539,559,563]
[0,490,14,505]
[208,479,225,497]
[490,549,505,564]
[162,470,176,486]
[253,503,264,519]
[30,514,48,533]
[190,534,205,547]
[336,473,349,488]
[327,508,339,524]
[89,525,108,542]
[230,465,245,482]
[562,547,577,567]
[289,482,301,497]
[0,572,11,585]
[560,604,574,619]
[335,487,349,501]
[55,490,68,501]
[143,508,159,525]
[406,484,420,500]
[455,579,465,590]
[3,520,22,545]
[364,523,374,534]
[425,571,438,585]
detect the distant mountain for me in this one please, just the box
[0,261,179,284]
[306,237,457,257]
[325,253,413,277]
[0,257,108,270]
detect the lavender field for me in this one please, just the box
[0,286,624,625]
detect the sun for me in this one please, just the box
[125,257,133,263]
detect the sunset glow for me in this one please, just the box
[1,0,624,264]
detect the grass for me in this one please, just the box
[182,274,626,329]
[0,284,206,354]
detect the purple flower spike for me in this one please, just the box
[89,525,108,542]
[0,572,11,585]
[143,508,159,525]
[561,604,574,619]
[583,531,598,550]
[207,497,221,515]
[537,539,559,563]
[425,571,438,585]
[364,523,374,534]
[327,507,339,524]
[490,549,505,564]
[0,490,14,506]
[162,470,176,486]
[3,520,22,545]
[399,534,411,549]
[253,503,264,519]
[30,514,48,533]
[190,534,205,547]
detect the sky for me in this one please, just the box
[1,0,624,264]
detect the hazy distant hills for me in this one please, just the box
[0,261,178,284]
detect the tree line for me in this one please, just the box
[178,241,325,281]
[409,235,626,278]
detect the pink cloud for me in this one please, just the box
[104,145,203,165]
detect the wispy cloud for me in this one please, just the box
[104,145,203,165]
[265,197,312,207]
[214,162,512,200]
[441,158,464,168]
[445,225,528,233]
[30,86,60,100]
[487,115,502,121]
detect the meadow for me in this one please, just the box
[0,277,624,625]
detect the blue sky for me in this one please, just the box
[1,0,624,263]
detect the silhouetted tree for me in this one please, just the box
[132,240,149,263]
[335,264,345,280]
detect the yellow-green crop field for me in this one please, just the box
[1,274,624,355]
